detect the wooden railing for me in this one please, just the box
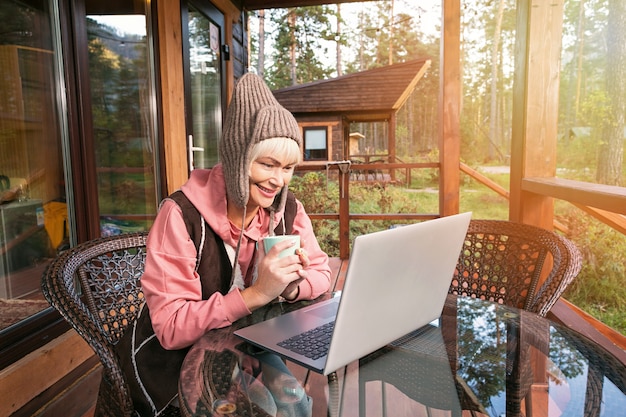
[460,162,626,235]
[459,162,508,199]
[98,160,625,259]
[296,161,440,259]
[297,160,626,258]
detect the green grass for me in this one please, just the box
[558,208,626,333]
[460,190,508,219]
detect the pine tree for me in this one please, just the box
[264,6,335,88]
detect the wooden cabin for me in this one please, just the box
[272,58,431,164]
[0,0,625,416]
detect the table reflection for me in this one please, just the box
[447,297,626,417]
[178,295,626,417]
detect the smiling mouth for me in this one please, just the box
[256,184,277,195]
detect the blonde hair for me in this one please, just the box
[249,137,302,166]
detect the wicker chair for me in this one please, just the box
[450,220,583,317]
[41,232,179,417]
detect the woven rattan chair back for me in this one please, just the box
[41,232,166,417]
[450,220,582,317]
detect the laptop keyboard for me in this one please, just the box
[277,321,335,360]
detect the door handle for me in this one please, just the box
[188,135,205,171]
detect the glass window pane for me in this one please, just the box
[305,129,327,150]
[303,127,328,160]
[188,5,223,169]
[0,1,65,328]
[87,7,159,235]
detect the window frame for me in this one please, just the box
[0,0,163,370]
[302,125,330,161]
[0,0,72,370]
[0,309,68,369]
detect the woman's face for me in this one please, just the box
[248,155,296,209]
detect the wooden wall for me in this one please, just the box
[295,114,344,163]
[0,331,97,416]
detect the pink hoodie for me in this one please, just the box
[141,164,331,349]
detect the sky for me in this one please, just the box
[338,0,441,38]
[89,15,146,37]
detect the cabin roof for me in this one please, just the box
[272,58,431,121]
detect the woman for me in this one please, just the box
[121,73,331,416]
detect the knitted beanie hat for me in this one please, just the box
[219,73,302,211]
[251,104,303,213]
[220,73,277,208]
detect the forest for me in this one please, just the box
[249,0,625,186]
[249,0,626,332]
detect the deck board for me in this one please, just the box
[329,257,349,292]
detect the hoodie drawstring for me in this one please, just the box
[230,206,247,288]
[231,206,287,287]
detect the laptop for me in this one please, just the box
[234,212,472,375]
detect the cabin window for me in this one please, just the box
[0,0,66,355]
[0,0,162,369]
[303,127,328,160]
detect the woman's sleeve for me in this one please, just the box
[141,200,251,350]
[290,200,332,301]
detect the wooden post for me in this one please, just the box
[439,0,461,216]
[389,112,396,182]
[338,163,350,259]
[156,0,188,194]
[510,0,564,229]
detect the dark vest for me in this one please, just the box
[168,190,296,296]
[116,190,297,416]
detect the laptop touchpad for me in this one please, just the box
[308,302,338,319]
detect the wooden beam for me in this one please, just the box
[338,164,350,259]
[241,0,370,10]
[212,0,241,15]
[549,299,626,364]
[439,0,461,216]
[392,59,431,109]
[156,0,188,194]
[460,162,510,199]
[510,0,564,229]
[574,205,626,234]
[523,177,626,215]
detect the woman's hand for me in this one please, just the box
[241,238,306,310]
[280,246,310,300]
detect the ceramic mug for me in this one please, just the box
[263,235,300,258]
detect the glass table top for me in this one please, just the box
[179,294,626,417]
